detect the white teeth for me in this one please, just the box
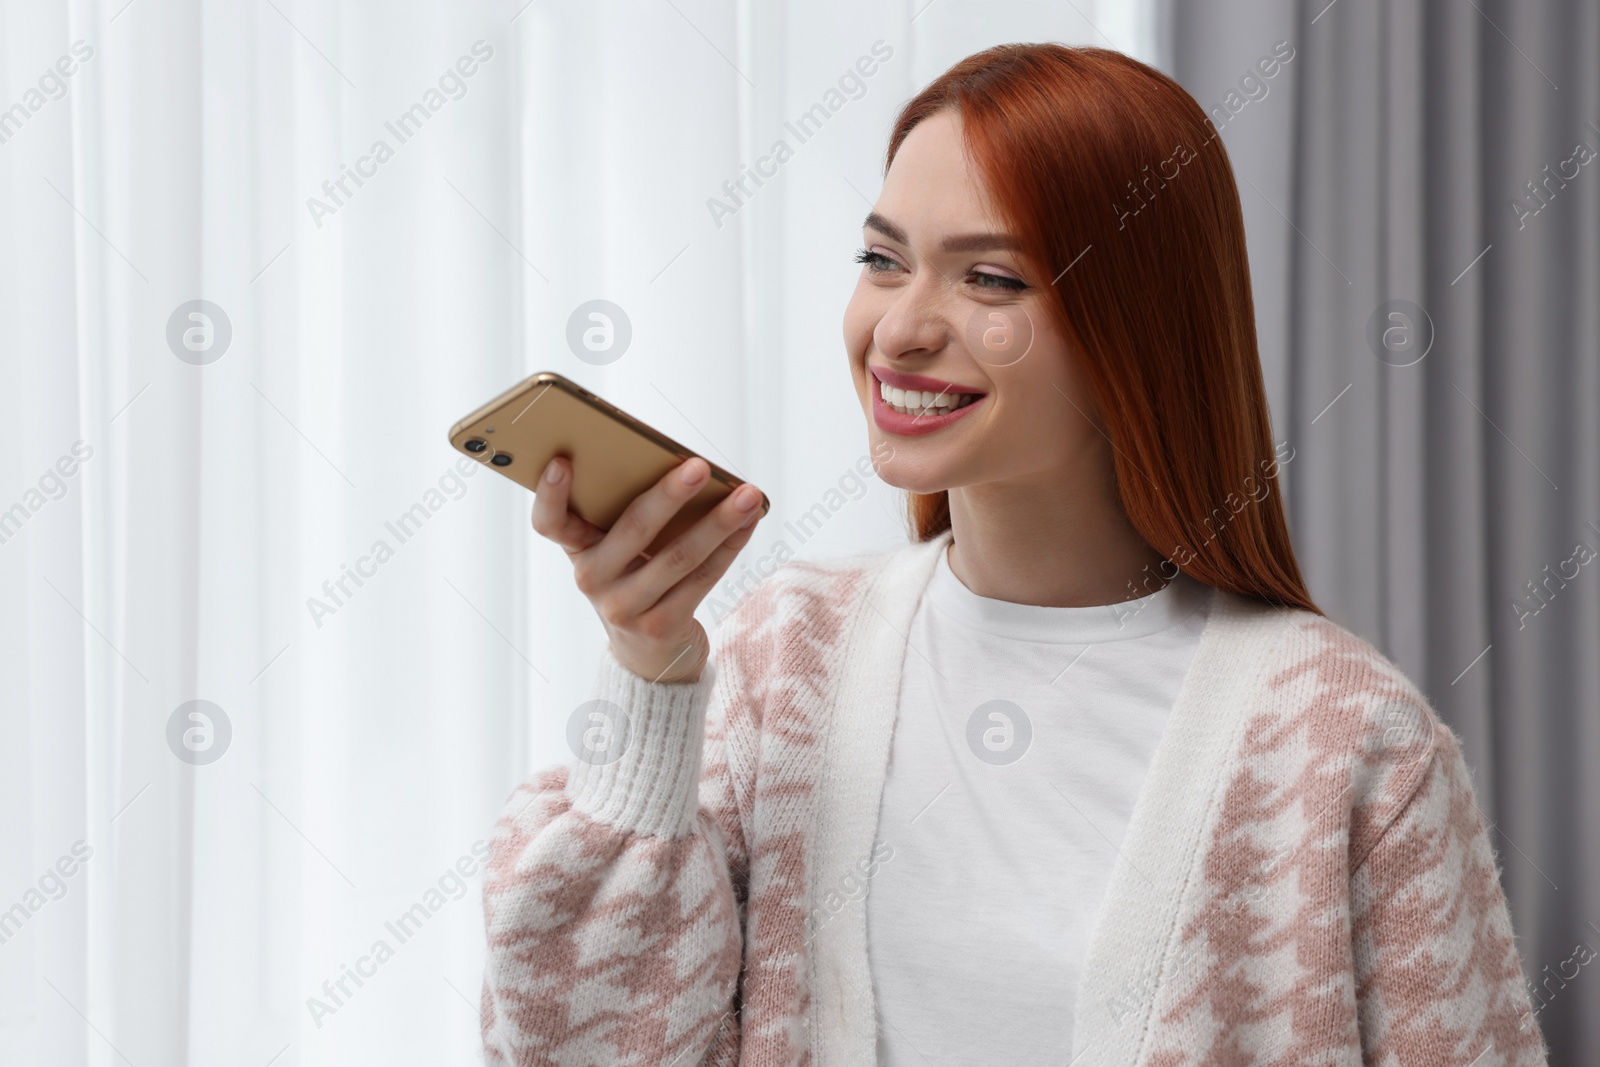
[877,379,977,416]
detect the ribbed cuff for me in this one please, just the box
[564,643,719,837]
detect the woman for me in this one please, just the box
[480,44,1548,1066]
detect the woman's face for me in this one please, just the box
[844,109,1103,496]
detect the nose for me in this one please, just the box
[872,270,950,363]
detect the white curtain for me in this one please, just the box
[0,1,1159,1063]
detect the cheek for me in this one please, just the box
[842,280,880,356]
[997,321,1090,443]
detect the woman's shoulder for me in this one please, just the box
[1215,594,1437,729]
[691,538,928,734]
[1216,594,1451,854]
[703,534,937,640]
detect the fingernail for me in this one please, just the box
[680,459,707,486]
[733,485,760,511]
[544,459,563,484]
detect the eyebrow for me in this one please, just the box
[863,211,1021,254]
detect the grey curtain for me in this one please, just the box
[1162,1,1600,1063]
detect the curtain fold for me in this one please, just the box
[1168,1,1600,1063]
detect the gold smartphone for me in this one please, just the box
[448,371,769,558]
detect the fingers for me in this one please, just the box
[607,481,765,618]
[646,515,760,623]
[535,453,765,639]
[529,456,605,554]
[577,457,717,582]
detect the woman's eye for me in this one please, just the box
[854,248,900,274]
[970,270,1026,292]
[854,248,1023,290]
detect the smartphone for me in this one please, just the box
[448,371,769,558]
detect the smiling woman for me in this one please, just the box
[480,43,1550,1067]
[849,44,1317,614]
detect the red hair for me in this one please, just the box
[886,44,1320,614]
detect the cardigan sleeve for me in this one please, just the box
[478,636,753,1067]
[1349,720,1550,1066]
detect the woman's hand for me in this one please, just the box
[530,455,764,684]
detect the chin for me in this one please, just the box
[866,438,953,495]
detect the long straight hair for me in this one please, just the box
[887,44,1319,614]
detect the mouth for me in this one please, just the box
[869,365,987,436]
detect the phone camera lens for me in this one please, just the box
[464,438,488,453]
[490,453,513,467]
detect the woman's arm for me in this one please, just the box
[479,641,752,1066]
[476,451,766,1064]
[1350,721,1549,1066]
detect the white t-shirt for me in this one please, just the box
[866,542,1214,1064]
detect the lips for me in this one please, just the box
[868,364,988,438]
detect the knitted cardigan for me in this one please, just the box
[480,528,1550,1066]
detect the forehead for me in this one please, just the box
[875,110,1007,236]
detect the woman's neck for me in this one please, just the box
[943,456,1171,608]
